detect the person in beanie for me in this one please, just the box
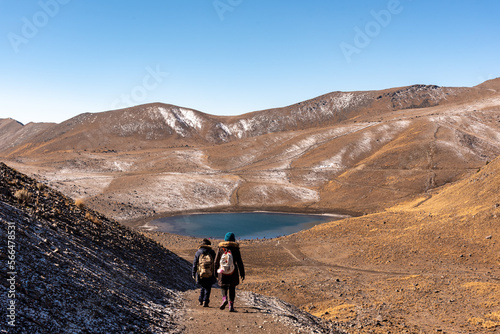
[214,232,245,312]
[192,238,216,307]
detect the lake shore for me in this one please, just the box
[122,206,357,230]
[137,211,350,239]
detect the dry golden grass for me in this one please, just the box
[468,316,500,329]
[14,188,31,204]
[309,301,357,322]
[462,281,500,294]
[85,212,101,225]
[74,198,85,209]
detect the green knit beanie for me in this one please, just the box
[224,232,235,241]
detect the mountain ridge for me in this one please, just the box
[2,81,498,156]
[1,79,499,221]
[1,79,499,333]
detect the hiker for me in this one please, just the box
[192,238,216,307]
[214,232,245,312]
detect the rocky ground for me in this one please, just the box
[180,289,340,334]
[144,156,500,333]
[0,162,345,333]
[145,225,499,334]
[1,80,499,333]
[0,162,194,333]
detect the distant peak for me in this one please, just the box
[475,77,500,91]
[2,118,24,126]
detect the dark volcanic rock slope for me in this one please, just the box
[0,162,193,333]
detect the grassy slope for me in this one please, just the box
[291,156,500,332]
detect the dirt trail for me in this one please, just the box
[180,289,288,333]
[280,240,411,277]
[180,289,334,333]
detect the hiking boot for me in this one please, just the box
[203,301,209,308]
[199,301,203,306]
[229,301,235,312]
[219,297,228,310]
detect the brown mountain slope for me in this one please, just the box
[146,155,499,333]
[476,77,500,91]
[286,154,500,333]
[1,80,499,221]
[0,118,55,154]
[2,82,497,157]
[316,107,500,213]
[0,104,220,156]
[0,118,23,135]
[302,154,500,270]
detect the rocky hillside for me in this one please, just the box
[186,156,498,333]
[1,82,495,155]
[0,162,346,333]
[283,155,500,333]
[1,80,499,222]
[0,162,193,333]
[0,119,54,154]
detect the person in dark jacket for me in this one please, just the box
[214,232,245,312]
[192,238,216,307]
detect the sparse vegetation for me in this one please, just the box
[75,198,85,209]
[85,212,101,225]
[1,80,499,333]
[14,188,31,204]
[468,316,500,329]
[0,162,194,334]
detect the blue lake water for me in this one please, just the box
[149,212,344,239]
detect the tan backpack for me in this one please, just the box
[198,253,213,278]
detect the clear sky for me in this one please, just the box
[1,0,499,124]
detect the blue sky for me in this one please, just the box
[1,0,499,124]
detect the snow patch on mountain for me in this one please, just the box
[216,122,233,136]
[315,120,411,171]
[245,184,319,206]
[330,92,368,112]
[111,174,240,220]
[465,118,500,143]
[283,136,319,157]
[316,148,348,170]
[110,160,133,172]
[151,106,204,137]
[171,149,213,171]
[228,119,257,139]
[156,107,187,136]
[177,108,204,130]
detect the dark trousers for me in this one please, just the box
[221,286,236,302]
[198,280,212,303]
